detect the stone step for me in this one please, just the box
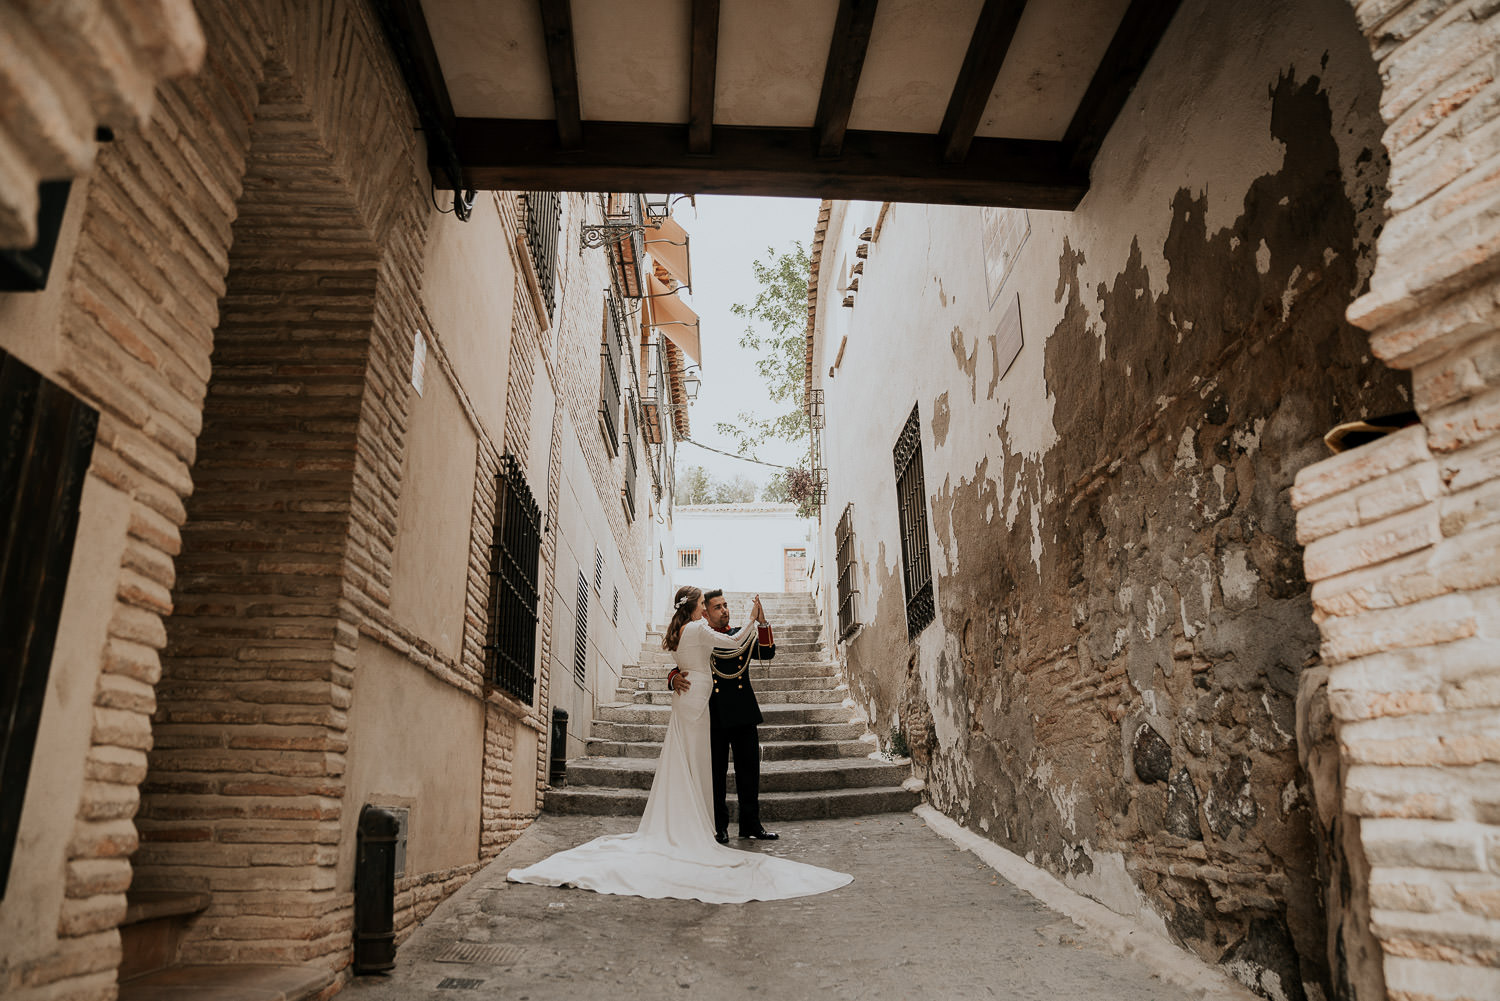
[625,660,836,678]
[619,674,842,694]
[614,687,845,706]
[562,756,911,793]
[583,737,874,761]
[542,784,920,820]
[595,702,856,726]
[590,719,867,743]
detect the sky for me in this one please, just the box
[671,195,821,493]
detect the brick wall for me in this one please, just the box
[1291,2,1500,999]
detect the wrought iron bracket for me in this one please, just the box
[579,219,663,249]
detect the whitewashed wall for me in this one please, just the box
[672,504,814,594]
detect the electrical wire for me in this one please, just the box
[678,438,794,470]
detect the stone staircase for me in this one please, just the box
[545,592,920,823]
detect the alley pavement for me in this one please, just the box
[342,812,1230,1001]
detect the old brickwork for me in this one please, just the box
[1291,3,1500,1000]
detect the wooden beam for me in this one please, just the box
[538,0,583,149]
[939,0,1028,164]
[688,0,720,154]
[1063,0,1183,173]
[372,0,458,127]
[813,0,880,158]
[450,119,1088,209]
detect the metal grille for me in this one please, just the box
[523,191,561,318]
[573,571,589,687]
[893,404,934,639]
[593,547,603,591]
[598,296,623,455]
[622,401,638,522]
[835,503,861,640]
[483,455,541,703]
[679,548,700,569]
[612,586,619,625]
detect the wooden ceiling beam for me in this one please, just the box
[1063,0,1183,173]
[939,0,1028,164]
[688,0,720,154]
[450,119,1088,209]
[538,0,582,149]
[813,0,880,158]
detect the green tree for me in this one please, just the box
[712,474,759,504]
[675,465,759,505]
[761,471,793,503]
[676,464,714,504]
[715,242,811,457]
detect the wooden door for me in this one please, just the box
[783,547,808,592]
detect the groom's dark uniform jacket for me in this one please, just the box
[708,623,775,836]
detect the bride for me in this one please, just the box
[507,586,852,903]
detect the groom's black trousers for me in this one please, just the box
[711,722,762,835]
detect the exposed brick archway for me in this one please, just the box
[135,67,383,965]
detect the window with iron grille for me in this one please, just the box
[523,191,561,319]
[598,297,623,456]
[893,404,935,639]
[835,503,862,641]
[622,401,638,522]
[574,570,589,687]
[593,547,603,591]
[484,454,542,703]
[678,548,700,569]
[611,586,619,625]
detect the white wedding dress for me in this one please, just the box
[507,615,852,903]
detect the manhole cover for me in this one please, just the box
[434,942,525,966]
[437,977,485,989]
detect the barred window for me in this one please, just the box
[574,571,589,687]
[484,455,542,703]
[893,404,935,639]
[593,547,603,591]
[523,191,561,319]
[678,548,700,569]
[598,297,623,456]
[835,503,861,640]
[622,401,638,522]
[611,586,619,625]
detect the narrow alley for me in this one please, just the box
[4,2,1499,1001]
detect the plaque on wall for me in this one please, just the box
[981,207,1030,308]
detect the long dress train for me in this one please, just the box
[507,616,852,903]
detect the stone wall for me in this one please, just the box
[810,0,1407,997]
[1290,2,1500,1000]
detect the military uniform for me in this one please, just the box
[708,623,775,838]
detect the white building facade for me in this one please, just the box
[672,503,814,595]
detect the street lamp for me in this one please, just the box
[682,365,701,402]
[579,192,679,249]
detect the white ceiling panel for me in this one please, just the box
[975,0,1133,141]
[573,0,691,123]
[423,0,555,119]
[847,0,985,134]
[713,0,841,128]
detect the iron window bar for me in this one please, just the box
[573,571,589,687]
[893,404,935,639]
[523,191,561,319]
[598,292,624,456]
[835,503,862,641]
[484,454,542,703]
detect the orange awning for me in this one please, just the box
[645,216,692,288]
[644,273,701,365]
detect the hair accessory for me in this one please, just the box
[675,593,695,609]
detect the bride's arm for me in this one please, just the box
[707,609,758,656]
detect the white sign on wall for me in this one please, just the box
[411,328,428,396]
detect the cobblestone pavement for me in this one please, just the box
[342,813,1219,1001]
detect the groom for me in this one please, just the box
[669,590,778,843]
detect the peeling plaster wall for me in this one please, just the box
[814,0,1406,998]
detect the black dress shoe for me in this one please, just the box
[714,830,729,844]
[740,829,779,841]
